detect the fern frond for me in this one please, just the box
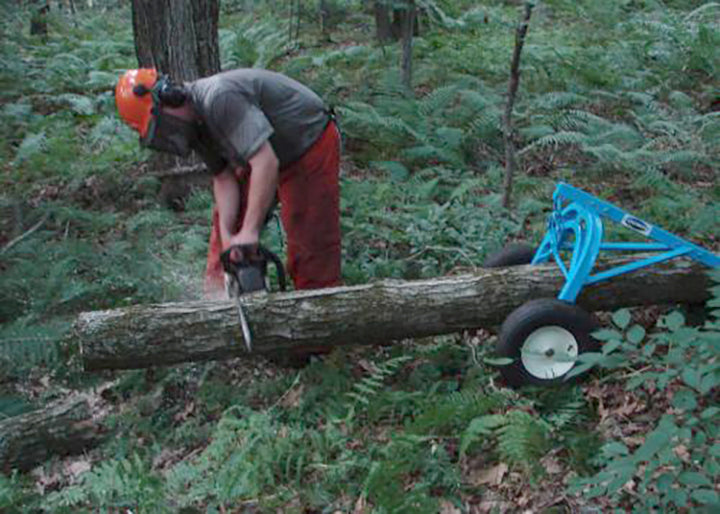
[624,91,662,113]
[519,131,587,155]
[56,93,95,116]
[0,320,67,371]
[12,131,47,164]
[584,143,628,166]
[459,414,506,455]
[656,149,707,165]
[559,109,614,131]
[1,102,33,124]
[587,125,644,148]
[689,204,720,237]
[402,144,462,167]
[86,70,117,89]
[646,119,685,138]
[419,0,464,29]
[684,3,720,24]
[497,411,550,467]
[633,166,672,190]
[346,355,412,408]
[418,85,460,117]
[86,116,123,152]
[460,410,551,466]
[534,92,590,110]
[339,102,420,143]
[44,453,164,511]
[410,390,504,435]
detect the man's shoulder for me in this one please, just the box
[189,72,249,113]
[191,68,280,90]
[189,71,240,98]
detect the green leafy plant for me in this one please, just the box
[568,272,720,510]
[44,453,165,512]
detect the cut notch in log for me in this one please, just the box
[77,259,714,371]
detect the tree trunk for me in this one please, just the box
[319,0,330,40]
[400,0,415,89]
[130,0,221,187]
[30,1,49,38]
[78,260,713,371]
[373,0,392,42]
[0,394,108,472]
[130,1,154,69]
[287,0,301,47]
[130,0,220,80]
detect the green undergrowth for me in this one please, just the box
[1,0,719,511]
[11,340,604,512]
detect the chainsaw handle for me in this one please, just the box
[220,244,258,274]
[220,244,286,292]
[258,246,287,292]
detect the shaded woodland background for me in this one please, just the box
[1,0,719,512]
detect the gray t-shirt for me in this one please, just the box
[188,69,329,173]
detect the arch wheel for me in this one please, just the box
[496,298,599,388]
[483,242,536,268]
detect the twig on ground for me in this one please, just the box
[1,213,50,255]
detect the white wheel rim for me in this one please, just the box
[520,326,579,380]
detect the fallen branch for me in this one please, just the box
[0,392,110,472]
[1,213,49,255]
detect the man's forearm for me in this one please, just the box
[242,164,278,238]
[240,142,279,239]
[217,142,280,250]
[213,170,241,245]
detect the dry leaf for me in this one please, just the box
[358,359,375,373]
[541,456,563,475]
[439,500,461,514]
[616,399,643,418]
[174,401,195,422]
[517,490,531,507]
[353,495,368,514]
[624,436,645,447]
[279,384,304,408]
[476,498,510,514]
[470,463,509,486]
[66,459,91,478]
[674,444,691,462]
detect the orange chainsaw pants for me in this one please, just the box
[204,121,342,296]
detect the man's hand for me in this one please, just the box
[227,228,260,249]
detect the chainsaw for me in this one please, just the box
[220,244,286,351]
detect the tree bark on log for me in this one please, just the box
[78,260,714,371]
[0,394,108,472]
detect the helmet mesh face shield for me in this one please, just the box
[140,76,198,157]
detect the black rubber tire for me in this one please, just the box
[496,298,599,388]
[483,243,536,268]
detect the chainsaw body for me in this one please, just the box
[221,244,286,298]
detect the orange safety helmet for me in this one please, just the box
[115,68,158,138]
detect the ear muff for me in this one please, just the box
[155,76,187,108]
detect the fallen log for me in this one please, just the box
[0,393,109,472]
[78,260,714,371]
